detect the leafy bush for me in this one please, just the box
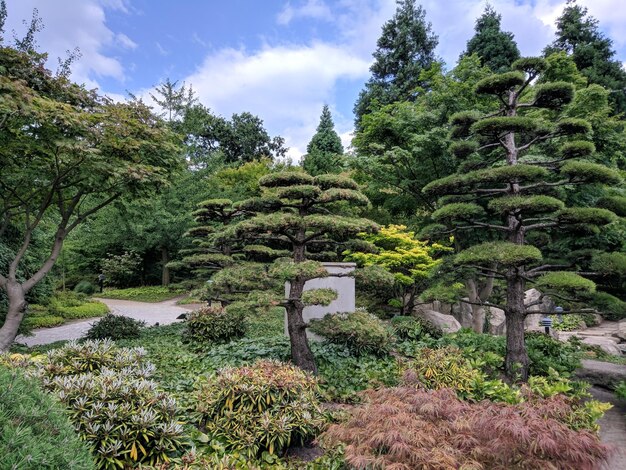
[85,314,145,340]
[320,387,611,469]
[183,305,246,346]
[101,251,143,288]
[552,314,585,331]
[75,280,97,295]
[96,286,185,302]
[48,291,109,319]
[391,315,439,341]
[34,340,187,470]
[309,310,393,356]
[195,359,325,458]
[0,365,96,470]
[592,292,626,321]
[526,332,583,376]
[23,314,65,328]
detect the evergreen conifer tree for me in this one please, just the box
[546,1,626,115]
[423,57,622,380]
[302,105,344,176]
[210,172,377,373]
[462,5,520,72]
[353,0,438,126]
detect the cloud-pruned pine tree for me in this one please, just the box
[353,0,438,127]
[211,172,377,373]
[302,105,344,176]
[462,5,520,72]
[424,57,623,381]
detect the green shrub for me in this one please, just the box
[0,365,96,470]
[183,305,246,346]
[592,292,626,321]
[390,315,439,341]
[309,310,393,356]
[74,280,97,295]
[35,340,187,470]
[551,314,585,331]
[195,359,325,458]
[84,314,145,340]
[526,332,583,376]
[54,302,109,319]
[23,314,65,328]
[96,286,185,302]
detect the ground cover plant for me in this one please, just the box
[95,286,186,302]
[0,364,96,470]
[22,291,109,330]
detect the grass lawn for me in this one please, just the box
[94,286,186,302]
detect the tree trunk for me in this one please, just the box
[505,271,529,381]
[286,277,317,374]
[401,287,416,316]
[0,282,27,351]
[161,246,170,287]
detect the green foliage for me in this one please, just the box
[560,161,623,184]
[533,81,575,108]
[0,365,96,470]
[525,332,583,376]
[456,241,543,266]
[592,292,626,321]
[301,288,338,307]
[303,105,344,176]
[51,301,110,320]
[432,202,485,221]
[353,0,438,124]
[23,314,65,329]
[488,195,564,214]
[555,118,592,135]
[597,196,626,217]
[591,252,626,276]
[463,5,520,72]
[471,116,539,135]
[96,286,185,302]
[475,71,525,94]
[512,56,548,74]
[183,306,246,346]
[560,141,596,159]
[557,207,617,226]
[100,251,143,288]
[74,280,97,295]
[194,360,325,457]
[390,315,440,341]
[551,314,585,331]
[32,340,186,469]
[535,272,596,297]
[616,381,626,400]
[85,314,145,340]
[309,310,393,356]
[449,140,478,158]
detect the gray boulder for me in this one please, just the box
[581,336,622,356]
[615,319,626,341]
[575,359,626,390]
[524,288,554,330]
[415,309,461,334]
[487,307,506,336]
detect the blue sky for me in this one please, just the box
[4,0,626,160]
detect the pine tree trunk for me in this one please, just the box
[161,246,170,287]
[505,270,529,381]
[0,282,27,351]
[286,277,317,374]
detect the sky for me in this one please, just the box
[4,0,626,161]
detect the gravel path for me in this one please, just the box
[15,297,194,347]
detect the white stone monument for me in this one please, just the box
[284,262,356,340]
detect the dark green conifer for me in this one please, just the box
[302,105,344,176]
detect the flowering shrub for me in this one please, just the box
[183,305,246,346]
[320,387,611,469]
[33,340,187,470]
[194,359,325,458]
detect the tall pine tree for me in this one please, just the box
[353,0,438,127]
[302,105,344,176]
[462,5,520,72]
[546,0,626,116]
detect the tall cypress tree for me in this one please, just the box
[462,5,520,72]
[353,0,438,127]
[546,0,626,115]
[302,105,344,176]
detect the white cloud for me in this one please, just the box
[277,0,333,25]
[182,42,369,160]
[155,42,169,56]
[4,0,132,85]
[116,32,137,50]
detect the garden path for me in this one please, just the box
[15,297,194,347]
[592,386,626,470]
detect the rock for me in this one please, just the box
[415,309,461,334]
[575,359,626,390]
[615,319,626,341]
[487,307,506,336]
[581,336,623,356]
[524,288,555,330]
[451,300,473,328]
